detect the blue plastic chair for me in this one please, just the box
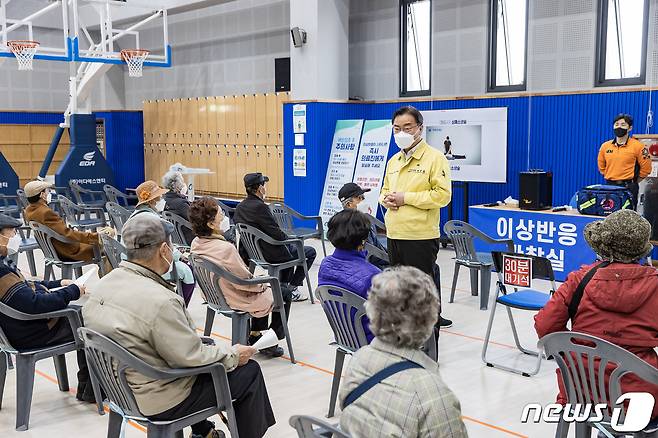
[482,251,556,377]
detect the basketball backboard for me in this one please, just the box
[1,0,235,69]
[0,0,72,62]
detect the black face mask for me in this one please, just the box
[614,127,628,138]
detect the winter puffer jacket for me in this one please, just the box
[318,249,381,343]
[535,261,658,418]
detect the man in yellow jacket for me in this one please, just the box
[597,113,651,209]
[380,106,453,327]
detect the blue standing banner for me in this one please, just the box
[0,151,19,196]
[469,205,600,281]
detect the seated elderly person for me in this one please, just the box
[234,173,316,302]
[339,182,388,270]
[23,180,103,262]
[535,209,658,421]
[162,170,195,245]
[0,213,94,401]
[318,209,381,342]
[131,180,196,305]
[189,197,292,358]
[83,214,275,438]
[339,266,468,438]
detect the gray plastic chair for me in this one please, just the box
[2,193,39,277]
[236,223,315,304]
[0,194,21,217]
[315,285,370,418]
[365,214,387,248]
[540,332,658,438]
[289,415,350,438]
[69,181,108,209]
[77,327,240,438]
[443,220,514,310]
[0,303,100,430]
[162,211,194,248]
[190,254,296,363]
[29,221,104,281]
[364,242,389,265]
[103,185,137,210]
[482,251,556,377]
[216,199,236,224]
[105,202,131,237]
[58,195,107,231]
[269,202,327,257]
[100,234,126,270]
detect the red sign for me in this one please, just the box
[502,255,532,288]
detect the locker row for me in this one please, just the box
[0,124,73,188]
[142,92,290,146]
[143,144,284,201]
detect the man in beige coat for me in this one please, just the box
[83,214,275,438]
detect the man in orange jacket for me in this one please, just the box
[597,113,651,209]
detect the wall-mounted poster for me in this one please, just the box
[318,120,365,228]
[422,107,508,182]
[352,120,392,216]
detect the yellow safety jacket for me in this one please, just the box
[379,140,452,240]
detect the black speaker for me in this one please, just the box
[519,171,553,210]
[275,57,290,92]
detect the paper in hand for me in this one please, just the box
[48,265,98,292]
[251,329,279,350]
[74,265,98,287]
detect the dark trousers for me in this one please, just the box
[388,238,443,310]
[606,179,640,210]
[281,245,316,287]
[149,360,275,438]
[251,286,292,340]
[14,318,93,401]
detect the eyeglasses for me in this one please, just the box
[392,124,420,134]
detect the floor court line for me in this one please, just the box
[198,329,529,437]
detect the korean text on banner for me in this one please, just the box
[502,254,532,288]
[469,206,598,282]
[352,120,392,216]
[318,120,365,228]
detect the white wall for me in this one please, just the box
[0,0,291,112]
[0,28,72,111]
[124,0,290,109]
[349,0,658,100]
[290,0,350,100]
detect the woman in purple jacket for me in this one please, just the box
[318,209,381,342]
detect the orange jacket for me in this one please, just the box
[597,136,651,181]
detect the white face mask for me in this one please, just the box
[155,198,166,212]
[394,131,416,150]
[161,244,174,277]
[219,215,231,233]
[356,201,372,215]
[180,184,188,195]
[6,234,21,253]
[45,192,52,204]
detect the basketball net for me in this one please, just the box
[7,40,39,71]
[121,49,150,78]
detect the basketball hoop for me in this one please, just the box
[7,40,40,71]
[121,49,150,78]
